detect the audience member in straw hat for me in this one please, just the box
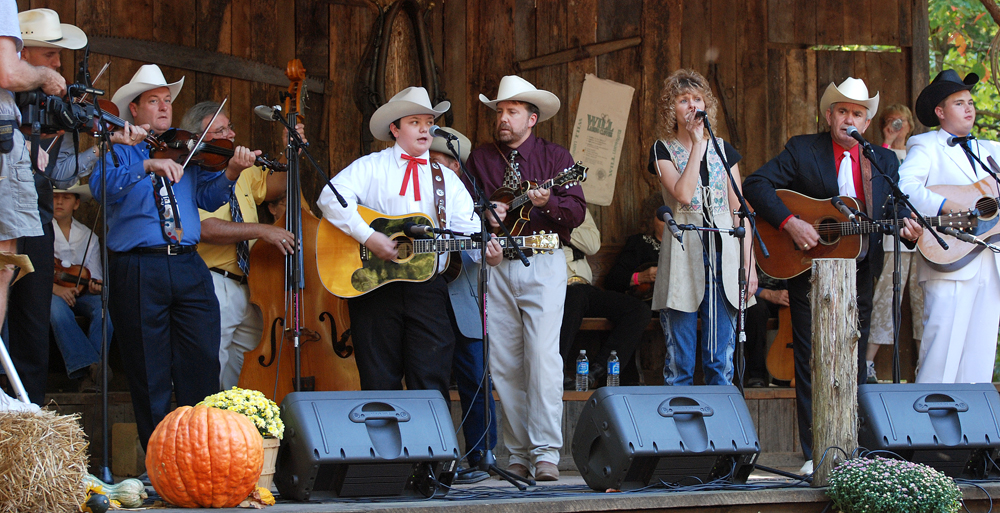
[6,8,147,406]
[743,76,922,473]
[427,127,494,484]
[899,69,1000,384]
[318,87,502,408]
[49,184,113,393]
[90,63,256,451]
[465,75,586,482]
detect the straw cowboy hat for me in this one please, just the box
[914,69,979,127]
[819,77,880,120]
[53,182,92,202]
[429,127,472,164]
[111,64,185,124]
[369,87,450,142]
[18,9,87,50]
[479,75,561,122]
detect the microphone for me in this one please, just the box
[254,105,281,122]
[948,134,976,147]
[694,110,708,120]
[403,222,441,238]
[831,197,859,225]
[429,125,457,140]
[657,205,684,244]
[938,225,984,246]
[845,125,870,146]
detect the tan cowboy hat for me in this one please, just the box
[819,77,880,120]
[479,75,561,122]
[429,127,472,164]
[18,9,87,50]
[53,182,92,202]
[111,65,185,124]
[369,87,450,142]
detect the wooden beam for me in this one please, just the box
[514,36,641,72]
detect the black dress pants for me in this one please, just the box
[8,222,54,404]
[108,250,221,451]
[347,276,456,402]
[559,284,649,380]
[788,259,872,460]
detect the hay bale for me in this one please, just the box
[0,410,88,513]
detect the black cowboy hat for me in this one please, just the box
[914,69,979,127]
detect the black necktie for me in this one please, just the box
[960,140,978,176]
[229,189,250,276]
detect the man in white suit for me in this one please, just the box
[899,69,1000,383]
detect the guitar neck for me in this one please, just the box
[412,237,526,254]
[838,214,955,236]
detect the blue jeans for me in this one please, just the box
[661,252,736,386]
[51,293,112,378]
[451,335,497,466]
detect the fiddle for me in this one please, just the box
[53,258,101,295]
[147,128,287,173]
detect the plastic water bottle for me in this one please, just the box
[607,350,620,387]
[575,350,589,392]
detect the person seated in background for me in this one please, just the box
[743,272,787,388]
[559,210,648,388]
[49,184,113,392]
[604,194,663,313]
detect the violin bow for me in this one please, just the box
[179,96,228,170]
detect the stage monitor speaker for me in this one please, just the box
[572,385,760,491]
[858,383,1000,478]
[273,390,459,500]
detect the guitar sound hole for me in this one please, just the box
[975,197,998,220]
[393,236,414,260]
[816,217,840,245]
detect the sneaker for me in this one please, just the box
[799,459,813,475]
[747,377,767,388]
[866,361,877,384]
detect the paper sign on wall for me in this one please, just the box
[569,74,635,206]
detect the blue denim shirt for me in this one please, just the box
[89,137,235,252]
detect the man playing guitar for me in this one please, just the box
[898,70,1000,384]
[743,77,921,473]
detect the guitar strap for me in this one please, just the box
[859,155,873,260]
[430,162,449,275]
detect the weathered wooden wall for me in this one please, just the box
[16,0,928,243]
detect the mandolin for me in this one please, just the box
[489,162,587,236]
[316,205,560,298]
[755,190,978,280]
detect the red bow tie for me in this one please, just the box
[400,153,426,201]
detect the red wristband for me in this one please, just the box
[779,214,794,231]
[632,272,640,286]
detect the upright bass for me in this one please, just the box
[238,60,359,404]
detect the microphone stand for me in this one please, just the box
[701,117,765,395]
[857,139,940,384]
[444,137,533,491]
[957,139,1000,189]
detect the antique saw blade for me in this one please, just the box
[88,36,328,95]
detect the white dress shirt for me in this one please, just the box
[318,144,481,273]
[52,218,104,281]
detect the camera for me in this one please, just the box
[15,83,104,134]
[891,118,903,131]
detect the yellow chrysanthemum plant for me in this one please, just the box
[199,387,285,440]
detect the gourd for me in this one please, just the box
[145,405,264,508]
[82,474,147,508]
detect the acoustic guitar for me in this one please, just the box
[916,176,1000,272]
[316,205,561,298]
[765,305,794,385]
[490,162,587,236]
[755,190,978,280]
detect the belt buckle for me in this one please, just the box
[167,245,179,256]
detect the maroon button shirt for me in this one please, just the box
[465,133,586,243]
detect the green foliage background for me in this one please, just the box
[931,0,1000,137]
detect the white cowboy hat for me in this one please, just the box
[819,77,880,120]
[18,9,87,50]
[429,127,472,164]
[479,75,561,122]
[111,65,185,124]
[369,87,450,142]
[53,182,92,202]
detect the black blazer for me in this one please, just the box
[742,131,904,270]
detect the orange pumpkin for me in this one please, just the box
[145,405,264,508]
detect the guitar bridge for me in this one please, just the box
[360,245,369,262]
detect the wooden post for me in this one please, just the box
[810,258,858,487]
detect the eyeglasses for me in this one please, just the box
[208,123,235,137]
